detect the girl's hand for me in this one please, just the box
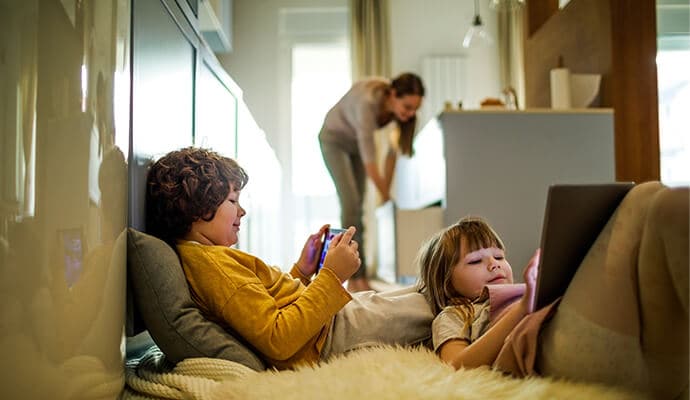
[520,248,540,314]
[322,227,361,283]
[295,224,329,276]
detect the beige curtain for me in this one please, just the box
[350,0,391,80]
[497,3,525,109]
[350,0,393,277]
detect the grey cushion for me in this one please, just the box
[126,228,266,371]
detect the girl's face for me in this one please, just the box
[189,186,245,246]
[450,236,513,299]
[389,93,422,123]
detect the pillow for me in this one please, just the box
[126,228,266,371]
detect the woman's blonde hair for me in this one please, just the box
[417,216,505,317]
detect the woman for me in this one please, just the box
[319,73,425,292]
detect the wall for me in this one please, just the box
[524,0,613,108]
[389,0,501,117]
[524,0,661,183]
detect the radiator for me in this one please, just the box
[418,56,467,127]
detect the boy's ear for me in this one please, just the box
[199,210,216,221]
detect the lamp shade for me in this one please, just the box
[462,14,493,48]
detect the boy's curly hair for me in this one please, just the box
[145,147,248,244]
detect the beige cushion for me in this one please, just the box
[126,228,265,370]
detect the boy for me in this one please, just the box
[145,147,432,369]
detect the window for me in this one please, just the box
[657,0,690,186]
[288,43,351,261]
[291,44,351,196]
[657,50,690,186]
[277,5,350,268]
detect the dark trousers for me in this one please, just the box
[319,137,368,279]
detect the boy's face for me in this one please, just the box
[189,186,245,246]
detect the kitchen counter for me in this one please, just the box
[394,109,615,277]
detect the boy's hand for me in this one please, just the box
[296,224,329,276]
[520,248,540,314]
[322,227,361,283]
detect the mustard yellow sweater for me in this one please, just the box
[176,241,352,369]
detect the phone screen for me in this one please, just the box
[316,228,346,273]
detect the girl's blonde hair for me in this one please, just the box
[416,216,505,317]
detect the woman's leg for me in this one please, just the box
[537,182,664,391]
[349,153,368,280]
[638,186,689,398]
[320,139,368,280]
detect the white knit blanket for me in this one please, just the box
[124,346,647,400]
[122,347,255,400]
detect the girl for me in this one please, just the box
[417,216,539,370]
[319,73,425,292]
[417,183,689,399]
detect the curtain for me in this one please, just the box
[350,0,391,80]
[350,0,393,276]
[497,3,525,109]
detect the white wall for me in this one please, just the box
[389,0,500,115]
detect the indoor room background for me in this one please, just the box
[0,0,688,398]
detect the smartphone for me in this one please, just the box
[316,227,346,273]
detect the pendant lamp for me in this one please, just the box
[462,0,493,48]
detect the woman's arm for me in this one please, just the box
[364,162,391,202]
[382,151,397,196]
[364,150,397,203]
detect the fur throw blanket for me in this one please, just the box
[124,346,646,400]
